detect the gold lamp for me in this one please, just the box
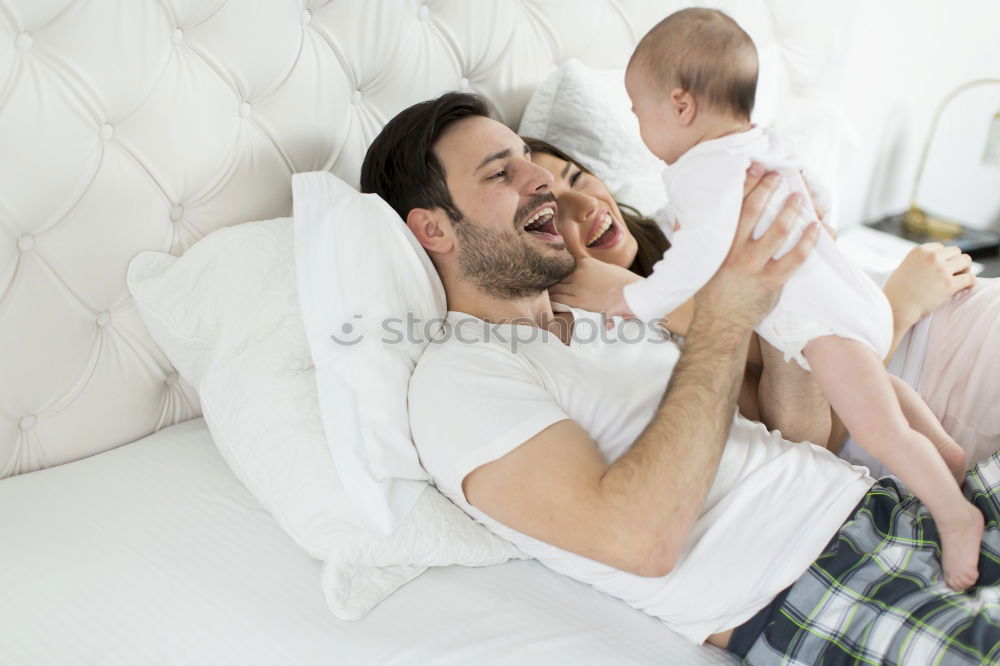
[903,78,1000,239]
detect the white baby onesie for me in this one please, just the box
[623,126,892,369]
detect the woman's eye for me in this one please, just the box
[570,170,582,186]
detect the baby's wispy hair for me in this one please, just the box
[630,8,758,120]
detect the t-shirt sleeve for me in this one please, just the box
[623,154,748,322]
[408,345,570,501]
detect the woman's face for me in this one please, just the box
[531,152,638,269]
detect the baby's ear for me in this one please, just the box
[670,88,696,127]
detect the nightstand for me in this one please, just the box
[977,255,1000,278]
[866,214,1000,278]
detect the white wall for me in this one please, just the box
[836,0,1000,230]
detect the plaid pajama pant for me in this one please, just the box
[744,450,1000,665]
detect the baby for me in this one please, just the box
[615,8,983,590]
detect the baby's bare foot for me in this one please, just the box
[939,502,984,592]
[937,440,967,486]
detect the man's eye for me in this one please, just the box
[489,169,507,180]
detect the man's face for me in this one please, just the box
[433,116,576,299]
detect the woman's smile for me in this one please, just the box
[530,151,638,268]
[584,211,623,249]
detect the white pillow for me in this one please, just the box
[518,59,667,217]
[127,217,525,621]
[293,171,440,535]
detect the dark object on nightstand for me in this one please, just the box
[867,214,999,258]
[867,214,1000,278]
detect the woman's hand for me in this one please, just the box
[548,257,641,317]
[883,243,976,332]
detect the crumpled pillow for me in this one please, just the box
[293,171,437,535]
[127,214,525,621]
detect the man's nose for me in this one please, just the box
[523,159,554,194]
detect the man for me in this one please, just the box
[360,92,1000,664]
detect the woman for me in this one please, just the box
[525,136,999,465]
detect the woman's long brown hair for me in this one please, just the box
[522,137,669,278]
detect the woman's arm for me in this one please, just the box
[756,338,832,445]
[736,335,763,421]
[881,242,976,361]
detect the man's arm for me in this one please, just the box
[464,175,819,576]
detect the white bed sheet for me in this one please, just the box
[0,418,735,665]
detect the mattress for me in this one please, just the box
[0,418,735,665]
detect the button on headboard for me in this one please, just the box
[0,0,841,477]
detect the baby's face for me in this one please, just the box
[624,64,696,165]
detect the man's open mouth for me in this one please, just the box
[522,206,561,241]
[585,211,622,249]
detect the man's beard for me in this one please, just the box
[453,199,576,300]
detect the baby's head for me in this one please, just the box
[626,8,758,164]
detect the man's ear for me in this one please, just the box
[406,207,454,254]
[670,88,697,127]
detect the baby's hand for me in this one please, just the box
[548,257,640,318]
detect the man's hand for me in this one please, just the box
[697,167,820,330]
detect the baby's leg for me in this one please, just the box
[888,374,967,484]
[804,336,984,591]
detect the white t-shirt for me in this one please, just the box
[623,126,893,370]
[408,305,875,644]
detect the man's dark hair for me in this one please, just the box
[360,92,494,222]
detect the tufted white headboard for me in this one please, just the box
[0,0,848,477]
